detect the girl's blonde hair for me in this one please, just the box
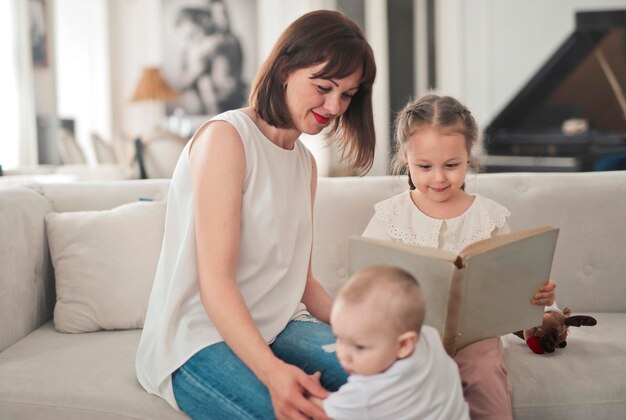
[391,95,479,189]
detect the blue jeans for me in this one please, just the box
[172,318,347,419]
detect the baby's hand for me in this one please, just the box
[531,279,556,306]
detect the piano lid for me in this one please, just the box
[485,10,626,137]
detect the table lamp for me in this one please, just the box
[130,66,179,132]
[130,67,180,178]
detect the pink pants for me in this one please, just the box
[454,338,513,420]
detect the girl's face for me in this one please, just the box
[405,127,469,204]
[283,62,361,135]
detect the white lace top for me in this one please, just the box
[362,191,511,254]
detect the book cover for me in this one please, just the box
[349,227,559,355]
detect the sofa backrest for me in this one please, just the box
[0,187,55,353]
[468,172,626,313]
[313,172,626,314]
[1,172,624,352]
[0,180,170,352]
[32,179,170,212]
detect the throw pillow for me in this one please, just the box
[46,200,166,333]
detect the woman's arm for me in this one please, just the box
[190,122,328,420]
[302,274,334,324]
[301,157,334,323]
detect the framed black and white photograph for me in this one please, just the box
[161,0,257,117]
[29,0,48,67]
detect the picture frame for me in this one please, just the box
[161,0,257,117]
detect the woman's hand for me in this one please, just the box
[531,279,556,306]
[264,360,329,420]
[306,372,326,416]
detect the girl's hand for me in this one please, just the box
[531,279,556,306]
[265,361,330,420]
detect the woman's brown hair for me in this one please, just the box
[249,10,376,173]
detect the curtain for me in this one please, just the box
[0,0,37,170]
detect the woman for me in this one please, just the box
[136,10,376,419]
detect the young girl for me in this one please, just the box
[362,94,556,420]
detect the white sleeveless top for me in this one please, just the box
[136,110,314,409]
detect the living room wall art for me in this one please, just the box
[161,0,257,117]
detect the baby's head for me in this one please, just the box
[392,94,479,191]
[331,265,425,376]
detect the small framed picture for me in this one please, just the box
[29,0,48,67]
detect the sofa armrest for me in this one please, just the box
[0,187,55,352]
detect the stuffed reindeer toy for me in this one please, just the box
[514,307,597,354]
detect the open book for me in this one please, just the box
[349,226,559,355]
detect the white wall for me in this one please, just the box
[438,0,626,128]
[365,0,390,176]
[108,0,317,136]
[50,0,389,174]
[108,0,158,140]
[1,0,38,168]
[53,0,626,173]
[55,0,111,163]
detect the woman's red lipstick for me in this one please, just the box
[312,112,330,125]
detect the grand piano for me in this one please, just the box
[484,10,626,172]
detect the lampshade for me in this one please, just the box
[130,67,179,102]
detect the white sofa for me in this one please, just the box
[1,172,625,419]
[0,164,137,187]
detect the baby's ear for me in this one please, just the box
[397,331,418,359]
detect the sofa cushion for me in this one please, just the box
[502,312,626,420]
[313,176,408,296]
[46,200,166,333]
[0,322,186,420]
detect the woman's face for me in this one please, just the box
[283,63,362,135]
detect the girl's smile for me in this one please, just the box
[429,185,450,193]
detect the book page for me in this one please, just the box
[455,228,559,349]
[459,226,556,260]
[349,237,457,334]
[354,236,458,262]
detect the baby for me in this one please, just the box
[312,265,469,419]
